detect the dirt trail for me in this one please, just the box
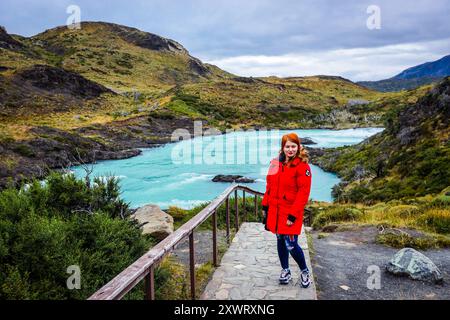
[310,226,450,300]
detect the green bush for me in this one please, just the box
[0,171,151,299]
[429,194,450,208]
[167,206,188,221]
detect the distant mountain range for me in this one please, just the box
[358,54,450,92]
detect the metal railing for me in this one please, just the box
[88,184,264,300]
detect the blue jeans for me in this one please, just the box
[276,234,308,272]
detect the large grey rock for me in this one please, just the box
[386,248,443,283]
[131,204,174,240]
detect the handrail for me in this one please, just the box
[88,183,264,300]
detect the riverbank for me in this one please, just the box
[1,114,209,189]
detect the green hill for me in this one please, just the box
[313,77,450,203]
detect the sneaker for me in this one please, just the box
[279,268,292,284]
[300,269,311,288]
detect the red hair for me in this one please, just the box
[279,132,309,165]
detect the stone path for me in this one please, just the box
[200,222,317,300]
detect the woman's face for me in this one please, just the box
[283,140,298,158]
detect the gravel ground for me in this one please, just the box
[310,226,450,300]
[170,229,229,267]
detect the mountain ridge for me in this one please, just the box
[358,54,450,92]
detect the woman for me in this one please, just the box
[261,132,312,288]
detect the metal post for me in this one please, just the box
[189,232,195,299]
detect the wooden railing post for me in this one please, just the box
[189,232,195,299]
[254,195,258,220]
[242,190,246,222]
[234,189,239,231]
[144,265,155,300]
[212,210,218,267]
[226,196,230,244]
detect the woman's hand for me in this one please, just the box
[286,220,294,226]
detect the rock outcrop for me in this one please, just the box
[15,64,114,98]
[0,26,24,50]
[131,204,174,240]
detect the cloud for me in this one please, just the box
[203,37,450,81]
[1,0,449,80]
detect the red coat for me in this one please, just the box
[261,155,312,235]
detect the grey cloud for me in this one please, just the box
[0,0,449,80]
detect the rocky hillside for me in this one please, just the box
[312,77,450,203]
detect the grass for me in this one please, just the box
[309,189,450,249]
[375,232,450,250]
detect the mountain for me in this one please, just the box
[24,22,233,91]
[313,76,450,203]
[0,26,24,50]
[394,55,450,79]
[0,21,433,188]
[358,55,450,92]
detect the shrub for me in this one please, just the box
[429,194,450,208]
[167,206,188,221]
[312,207,363,229]
[386,205,420,219]
[0,171,151,299]
[417,209,450,234]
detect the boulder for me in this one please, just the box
[212,175,255,183]
[301,137,317,145]
[385,248,443,283]
[131,204,174,240]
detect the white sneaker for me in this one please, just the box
[279,268,292,284]
[300,269,311,288]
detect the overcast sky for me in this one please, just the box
[1,0,449,81]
